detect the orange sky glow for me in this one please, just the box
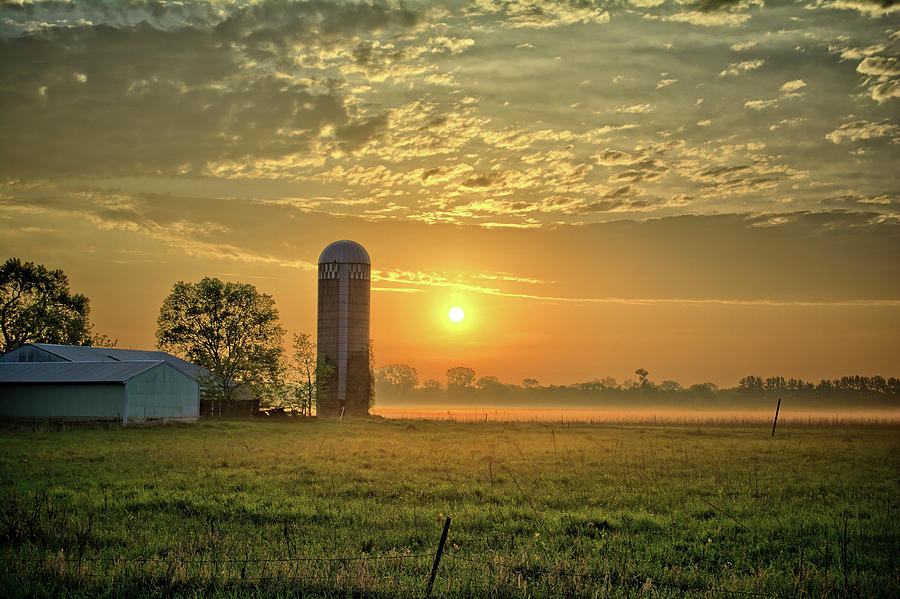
[1,0,898,388]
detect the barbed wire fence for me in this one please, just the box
[1,514,813,598]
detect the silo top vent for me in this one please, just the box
[318,240,370,265]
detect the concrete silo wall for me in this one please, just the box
[317,260,370,417]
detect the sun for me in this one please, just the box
[448,306,465,323]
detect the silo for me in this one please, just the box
[317,240,371,417]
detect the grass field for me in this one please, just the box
[1,417,898,598]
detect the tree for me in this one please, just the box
[287,332,334,416]
[688,382,719,397]
[422,379,443,391]
[156,277,285,401]
[289,333,316,416]
[476,375,502,390]
[0,257,95,353]
[522,378,540,389]
[367,338,376,412]
[446,366,476,390]
[659,380,682,393]
[635,368,649,387]
[376,364,419,396]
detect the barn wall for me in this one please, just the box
[125,364,199,422]
[0,383,125,419]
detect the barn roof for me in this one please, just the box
[0,361,169,383]
[8,344,206,381]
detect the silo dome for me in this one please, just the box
[318,240,370,265]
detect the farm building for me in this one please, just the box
[0,343,208,380]
[0,360,199,425]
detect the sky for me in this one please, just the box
[1,0,898,388]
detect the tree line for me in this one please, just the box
[376,363,900,407]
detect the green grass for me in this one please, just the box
[1,418,898,598]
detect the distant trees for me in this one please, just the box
[687,382,719,397]
[156,277,285,401]
[376,364,418,396]
[659,380,682,392]
[422,379,443,391]
[0,257,97,352]
[738,374,900,397]
[446,366,476,390]
[476,375,503,391]
[377,367,899,409]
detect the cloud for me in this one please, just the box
[593,148,636,166]
[471,0,611,28]
[461,172,506,188]
[744,79,807,111]
[780,79,806,92]
[1,0,897,236]
[825,120,900,144]
[819,192,900,211]
[730,41,757,52]
[0,0,425,178]
[335,114,391,154]
[856,56,900,77]
[719,59,764,77]
[381,258,900,305]
[615,103,653,113]
[768,117,806,131]
[687,0,760,11]
[0,0,228,35]
[656,78,677,89]
[834,43,886,61]
[608,158,667,183]
[812,0,900,17]
[429,36,475,54]
[744,99,780,110]
[661,11,753,27]
[855,54,900,103]
[686,157,806,195]
[869,79,900,103]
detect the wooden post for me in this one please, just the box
[771,398,781,437]
[425,516,451,598]
[340,406,345,422]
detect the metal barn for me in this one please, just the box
[0,343,209,381]
[0,361,199,425]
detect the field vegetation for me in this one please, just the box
[1,417,898,598]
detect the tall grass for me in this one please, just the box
[1,418,897,598]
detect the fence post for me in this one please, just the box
[771,398,781,437]
[425,516,451,598]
